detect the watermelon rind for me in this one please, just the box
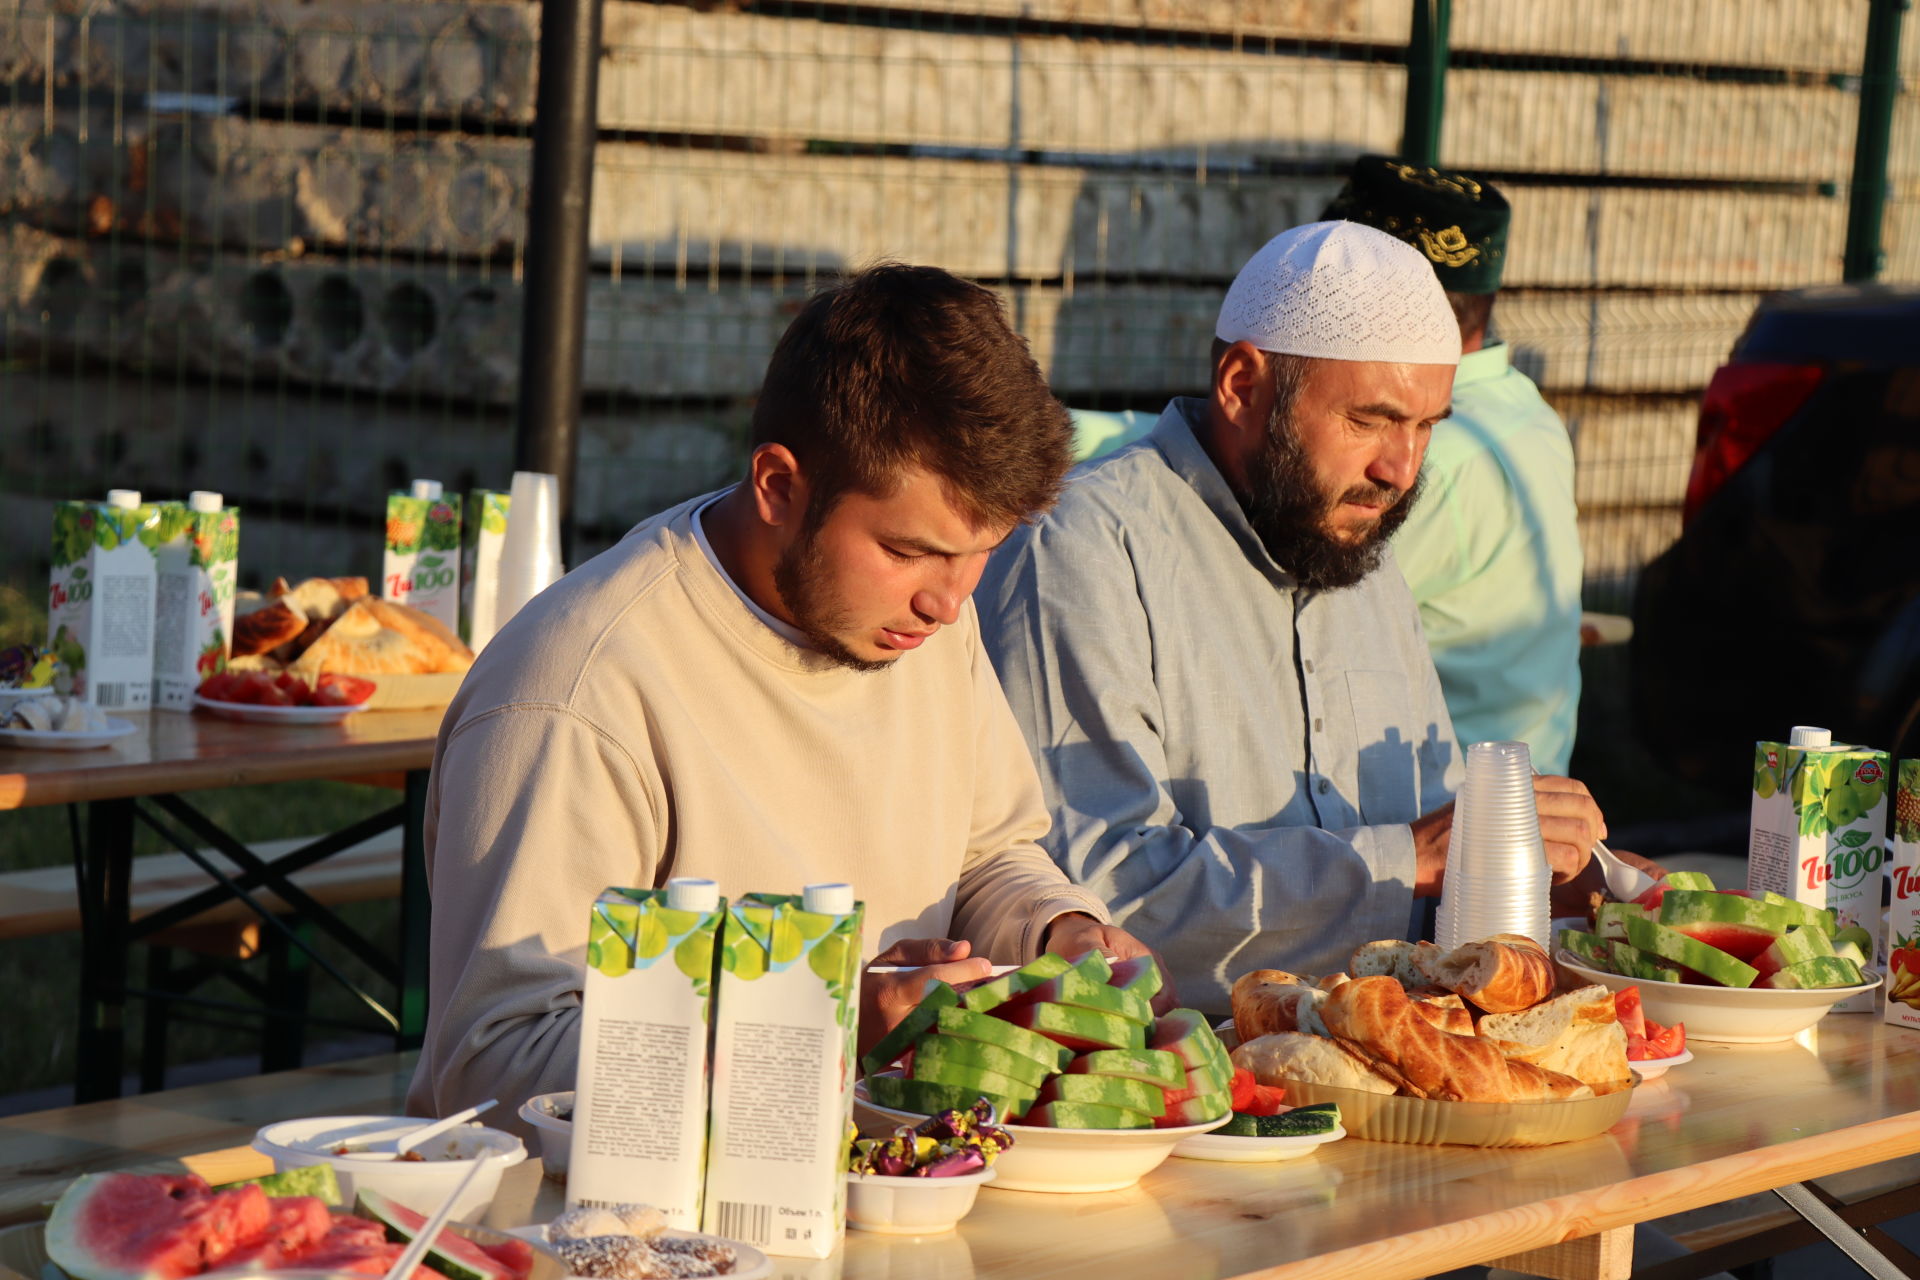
[1608,940,1683,983]
[907,1054,1041,1103]
[1107,955,1165,1002]
[962,953,1071,1014]
[1033,1072,1167,1117]
[1657,891,1798,961]
[1024,1101,1152,1130]
[47,1173,269,1280]
[1557,928,1613,970]
[229,1165,342,1205]
[1751,926,1837,980]
[998,1000,1144,1051]
[1755,956,1865,990]
[1066,1048,1184,1089]
[354,1188,512,1280]
[1594,903,1651,943]
[859,981,957,1076]
[1661,871,1717,892]
[1623,916,1759,987]
[866,1072,1028,1120]
[1758,893,1839,934]
[910,1031,1056,1087]
[933,1006,1070,1070]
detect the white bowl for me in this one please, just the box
[252,1115,526,1220]
[1555,951,1880,1043]
[853,1081,1228,1193]
[845,1166,996,1233]
[1626,1048,1693,1081]
[518,1092,574,1180]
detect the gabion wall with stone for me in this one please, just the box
[3,0,1916,609]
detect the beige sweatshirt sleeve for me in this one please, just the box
[947,609,1112,964]
[408,702,663,1122]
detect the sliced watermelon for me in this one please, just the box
[476,1239,534,1274]
[285,1217,405,1277]
[1108,955,1165,1003]
[1000,969,1152,1025]
[1658,891,1800,961]
[1624,915,1759,987]
[1148,1009,1231,1072]
[1065,1048,1183,1089]
[1032,1072,1167,1117]
[1750,926,1837,980]
[1022,1101,1151,1130]
[47,1173,273,1280]
[354,1189,518,1280]
[1154,1090,1231,1128]
[961,953,1072,1014]
[996,1001,1143,1051]
[216,1198,335,1272]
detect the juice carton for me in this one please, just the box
[48,490,161,710]
[1885,761,1920,1027]
[567,878,725,1230]
[1748,725,1890,1011]
[703,885,863,1259]
[458,489,511,651]
[381,479,461,631]
[152,492,239,711]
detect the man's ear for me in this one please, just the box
[747,443,808,530]
[1211,340,1272,449]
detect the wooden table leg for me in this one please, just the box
[75,798,135,1103]
[1488,1225,1633,1280]
[397,769,431,1050]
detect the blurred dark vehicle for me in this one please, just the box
[1632,284,1920,789]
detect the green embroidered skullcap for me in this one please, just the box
[1321,154,1511,294]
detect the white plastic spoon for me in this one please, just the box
[335,1099,497,1161]
[379,1160,485,1280]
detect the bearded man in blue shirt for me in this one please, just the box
[977,221,1650,1009]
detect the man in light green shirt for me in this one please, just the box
[1326,157,1583,773]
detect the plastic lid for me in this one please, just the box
[410,479,443,501]
[1789,726,1832,748]
[105,489,141,509]
[802,882,855,915]
[188,491,223,513]
[666,878,720,912]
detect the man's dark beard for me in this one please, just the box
[1239,410,1421,592]
[771,529,893,673]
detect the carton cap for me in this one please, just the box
[188,491,223,513]
[1790,726,1832,748]
[802,882,855,915]
[106,489,141,509]
[410,479,443,501]
[666,878,720,912]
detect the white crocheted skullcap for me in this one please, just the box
[1215,221,1462,366]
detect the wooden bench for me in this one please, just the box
[0,832,404,1088]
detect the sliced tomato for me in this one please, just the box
[1615,985,1646,1040]
[1647,1020,1686,1059]
[231,672,278,704]
[1624,1032,1651,1062]
[316,673,377,705]
[1228,1066,1257,1112]
[1243,1082,1288,1116]
[198,672,240,702]
[253,682,295,706]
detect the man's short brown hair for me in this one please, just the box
[751,263,1072,531]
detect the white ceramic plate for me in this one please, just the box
[1173,1123,1346,1163]
[1626,1047,1693,1081]
[194,695,369,725]
[508,1223,771,1280]
[1556,950,1879,1043]
[0,716,137,751]
[854,1078,1228,1193]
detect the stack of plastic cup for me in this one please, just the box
[1436,740,1552,951]
[494,470,564,631]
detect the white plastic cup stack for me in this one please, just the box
[493,471,564,632]
[1436,740,1552,951]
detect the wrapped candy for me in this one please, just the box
[914,1108,972,1142]
[853,1097,1014,1177]
[919,1146,987,1178]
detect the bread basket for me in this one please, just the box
[1269,1076,1634,1147]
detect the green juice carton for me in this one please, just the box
[152,492,239,711]
[458,489,511,651]
[381,479,461,631]
[48,490,161,710]
[1748,725,1890,1011]
[1884,761,1920,1028]
[703,884,863,1259]
[567,878,726,1230]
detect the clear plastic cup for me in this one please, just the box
[1437,741,1550,950]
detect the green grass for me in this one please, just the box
[1,576,404,1100]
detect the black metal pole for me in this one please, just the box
[1402,0,1452,167]
[1843,0,1907,283]
[516,0,604,564]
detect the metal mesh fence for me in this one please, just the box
[2,0,1913,626]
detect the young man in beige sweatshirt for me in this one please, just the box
[408,264,1161,1126]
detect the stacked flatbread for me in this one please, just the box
[230,576,473,677]
[1228,936,1631,1104]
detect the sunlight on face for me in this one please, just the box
[774,467,1014,671]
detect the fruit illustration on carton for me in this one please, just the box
[49,492,160,710]
[568,880,725,1232]
[703,885,864,1259]
[1885,761,1920,1024]
[1747,726,1889,1012]
[382,480,461,634]
[154,493,239,711]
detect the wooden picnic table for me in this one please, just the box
[10,1016,1920,1279]
[0,709,445,1101]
